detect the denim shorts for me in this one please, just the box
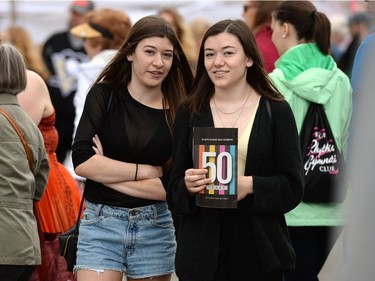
[75,200,176,279]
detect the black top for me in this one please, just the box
[167,98,304,280]
[42,31,86,76]
[72,84,172,208]
[42,31,88,163]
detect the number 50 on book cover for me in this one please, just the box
[193,127,238,209]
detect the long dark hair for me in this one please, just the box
[95,15,193,130]
[272,0,331,55]
[184,19,283,115]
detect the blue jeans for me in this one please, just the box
[75,201,176,279]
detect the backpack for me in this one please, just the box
[300,103,349,203]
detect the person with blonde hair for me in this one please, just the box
[158,7,197,71]
[189,17,211,60]
[1,27,50,81]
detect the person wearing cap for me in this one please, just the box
[66,8,131,191]
[41,0,94,166]
[70,0,94,17]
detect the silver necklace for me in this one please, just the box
[214,93,250,128]
[213,92,251,115]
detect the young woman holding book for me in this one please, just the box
[167,19,304,281]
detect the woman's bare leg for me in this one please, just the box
[76,269,123,281]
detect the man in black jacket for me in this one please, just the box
[42,0,94,163]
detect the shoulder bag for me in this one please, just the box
[58,193,85,272]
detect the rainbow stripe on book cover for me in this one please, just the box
[193,127,238,208]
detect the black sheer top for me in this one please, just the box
[72,83,172,208]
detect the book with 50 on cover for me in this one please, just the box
[193,127,238,208]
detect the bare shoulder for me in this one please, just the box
[18,70,54,124]
[26,70,49,97]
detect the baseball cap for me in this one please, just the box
[70,0,95,15]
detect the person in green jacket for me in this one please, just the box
[0,41,49,281]
[269,1,352,281]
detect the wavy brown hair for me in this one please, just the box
[83,8,132,51]
[3,27,50,81]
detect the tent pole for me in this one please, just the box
[10,0,17,26]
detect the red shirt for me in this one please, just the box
[255,25,279,73]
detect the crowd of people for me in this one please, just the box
[0,0,374,280]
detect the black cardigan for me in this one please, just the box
[167,97,304,280]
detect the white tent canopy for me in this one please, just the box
[0,1,351,45]
[1,1,245,45]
